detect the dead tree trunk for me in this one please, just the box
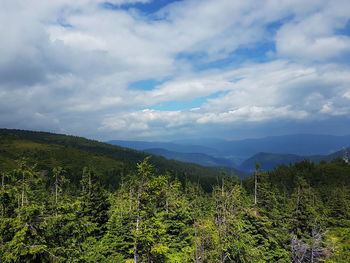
[221,177,226,262]
[134,191,140,263]
[21,172,25,207]
[195,221,199,263]
[1,173,4,189]
[254,169,257,205]
[166,180,169,214]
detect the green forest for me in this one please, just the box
[0,129,349,262]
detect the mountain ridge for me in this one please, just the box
[108,134,350,158]
[239,147,350,172]
[143,148,249,178]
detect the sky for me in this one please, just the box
[0,0,350,141]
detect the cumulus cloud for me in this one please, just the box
[0,0,350,140]
[100,60,350,136]
[275,0,350,61]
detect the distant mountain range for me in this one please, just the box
[144,147,349,173]
[109,134,350,158]
[143,148,249,178]
[173,134,350,157]
[143,148,233,167]
[108,140,218,155]
[107,134,350,173]
[239,148,349,172]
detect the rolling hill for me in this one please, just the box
[0,129,230,191]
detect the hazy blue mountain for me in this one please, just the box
[107,134,350,173]
[171,138,228,148]
[143,148,249,178]
[143,148,234,167]
[109,134,350,160]
[239,152,306,172]
[239,147,350,172]
[195,134,350,157]
[107,140,218,155]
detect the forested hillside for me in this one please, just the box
[0,129,225,191]
[0,129,349,262]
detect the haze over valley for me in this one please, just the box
[108,133,350,172]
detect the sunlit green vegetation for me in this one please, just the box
[0,129,349,262]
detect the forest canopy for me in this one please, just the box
[0,129,349,262]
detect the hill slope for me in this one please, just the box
[0,129,226,191]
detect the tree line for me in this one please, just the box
[0,157,349,262]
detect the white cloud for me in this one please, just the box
[100,104,309,135]
[319,102,350,116]
[275,0,350,61]
[343,92,350,99]
[1,0,350,139]
[197,106,308,124]
[100,58,350,136]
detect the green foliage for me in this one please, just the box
[0,129,349,262]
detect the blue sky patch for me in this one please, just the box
[150,97,207,111]
[178,42,276,72]
[148,91,229,111]
[129,79,165,91]
[101,0,183,15]
[266,15,294,34]
[57,17,72,28]
[234,42,275,63]
[335,19,350,36]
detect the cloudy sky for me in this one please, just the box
[1,0,350,141]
